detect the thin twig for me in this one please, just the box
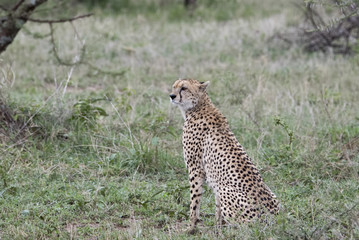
[86,62,127,76]
[27,13,93,24]
[70,21,84,45]
[0,5,8,11]
[62,66,74,99]
[305,5,332,45]
[21,25,51,39]
[48,20,126,76]
[49,23,85,66]
[12,0,25,11]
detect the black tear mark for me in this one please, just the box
[179,88,183,102]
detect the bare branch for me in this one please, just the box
[12,0,25,11]
[49,23,85,66]
[27,13,93,24]
[0,5,8,11]
[86,62,127,76]
[0,0,48,54]
[276,0,359,55]
[48,20,126,76]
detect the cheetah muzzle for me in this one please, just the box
[170,79,279,233]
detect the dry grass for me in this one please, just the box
[0,0,358,239]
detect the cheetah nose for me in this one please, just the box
[169,94,176,100]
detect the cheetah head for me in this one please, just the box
[169,79,209,118]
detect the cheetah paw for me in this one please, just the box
[186,226,198,235]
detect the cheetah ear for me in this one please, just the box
[199,81,210,91]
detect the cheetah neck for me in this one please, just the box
[185,94,217,120]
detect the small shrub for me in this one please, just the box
[69,97,108,129]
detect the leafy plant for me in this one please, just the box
[69,97,108,128]
[274,115,295,150]
[115,88,134,115]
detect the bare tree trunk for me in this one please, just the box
[0,0,48,54]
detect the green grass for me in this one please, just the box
[1,0,359,239]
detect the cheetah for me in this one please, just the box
[169,79,279,233]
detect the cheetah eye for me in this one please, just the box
[181,86,188,91]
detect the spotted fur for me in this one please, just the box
[170,79,279,232]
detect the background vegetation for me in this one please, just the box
[0,0,358,238]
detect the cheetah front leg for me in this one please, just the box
[215,193,224,228]
[187,171,205,234]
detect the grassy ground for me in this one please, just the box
[1,0,358,239]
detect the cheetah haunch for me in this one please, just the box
[170,79,279,233]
